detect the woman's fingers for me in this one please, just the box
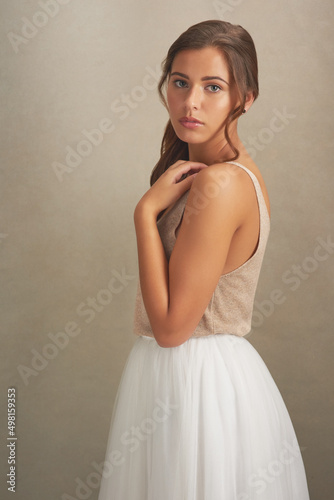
[139,160,208,215]
[171,160,208,183]
[171,160,208,171]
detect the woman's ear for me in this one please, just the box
[244,91,255,113]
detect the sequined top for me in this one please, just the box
[133,161,270,339]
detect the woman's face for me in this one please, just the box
[166,46,239,147]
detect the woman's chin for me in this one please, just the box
[174,129,206,145]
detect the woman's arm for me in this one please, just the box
[134,203,171,342]
[134,162,254,348]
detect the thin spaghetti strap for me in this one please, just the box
[224,161,270,221]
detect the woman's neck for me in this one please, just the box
[188,130,243,166]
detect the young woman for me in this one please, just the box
[98,20,310,499]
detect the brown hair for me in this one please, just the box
[150,20,259,186]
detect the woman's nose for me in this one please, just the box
[184,85,202,110]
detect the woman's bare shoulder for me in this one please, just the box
[204,158,271,219]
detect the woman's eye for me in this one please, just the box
[207,84,221,93]
[173,79,187,88]
[172,80,221,92]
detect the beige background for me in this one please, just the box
[1,0,333,499]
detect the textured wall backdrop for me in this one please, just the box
[1,0,333,499]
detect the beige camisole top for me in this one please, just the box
[133,161,271,339]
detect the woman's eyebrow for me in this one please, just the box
[170,71,229,86]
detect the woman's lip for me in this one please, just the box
[179,118,204,129]
[179,117,203,124]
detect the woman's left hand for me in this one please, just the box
[134,160,208,218]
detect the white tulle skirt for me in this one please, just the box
[98,334,310,500]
